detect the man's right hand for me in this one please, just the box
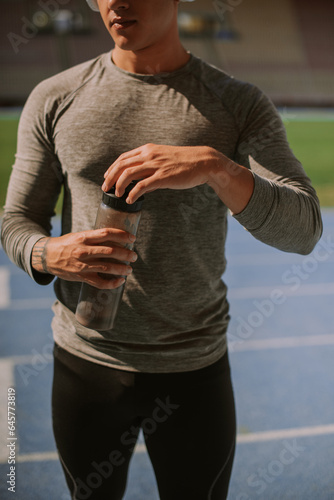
[31,228,138,289]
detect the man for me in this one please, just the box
[1,0,323,499]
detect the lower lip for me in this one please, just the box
[112,21,136,31]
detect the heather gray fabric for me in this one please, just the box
[1,52,322,372]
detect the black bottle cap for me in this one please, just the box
[102,181,144,213]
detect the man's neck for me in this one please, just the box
[112,40,190,75]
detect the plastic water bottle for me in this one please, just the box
[75,182,143,330]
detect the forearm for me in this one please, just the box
[1,212,55,285]
[233,172,322,254]
[206,150,322,255]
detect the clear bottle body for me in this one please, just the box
[75,199,142,330]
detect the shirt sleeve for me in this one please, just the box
[1,81,63,285]
[232,87,323,254]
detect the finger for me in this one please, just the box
[113,166,156,197]
[103,148,143,183]
[82,259,134,277]
[80,228,136,245]
[82,244,138,264]
[113,146,143,164]
[125,176,163,204]
[83,275,126,290]
[103,161,147,194]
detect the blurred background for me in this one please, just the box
[1,0,334,107]
[0,0,333,208]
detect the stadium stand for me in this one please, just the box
[1,0,334,106]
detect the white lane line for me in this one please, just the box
[10,424,334,463]
[0,359,16,462]
[18,451,59,462]
[229,257,334,267]
[227,253,334,266]
[237,423,334,444]
[16,443,147,464]
[230,334,334,352]
[6,333,334,367]
[9,297,54,310]
[280,110,334,122]
[3,354,46,365]
[0,266,10,309]
[228,282,334,299]
[135,443,147,453]
[3,332,334,366]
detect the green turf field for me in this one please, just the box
[0,112,333,210]
[282,116,334,207]
[0,115,19,211]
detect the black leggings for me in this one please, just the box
[52,344,236,500]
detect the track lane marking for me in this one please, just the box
[10,424,334,463]
[228,282,334,299]
[0,266,10,309]
[237,423,334,443]
[229,334,334,351]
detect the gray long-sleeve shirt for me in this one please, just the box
[1,52,323,372]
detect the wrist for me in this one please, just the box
[31,237,51,274]
[206,151,254,214]
[206,150,236,191]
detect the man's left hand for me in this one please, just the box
[102,144,221,204]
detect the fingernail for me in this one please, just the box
[102,182,107,191]
[130,253,137,262]
[129,234,136,242]
[126,197,131,204]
